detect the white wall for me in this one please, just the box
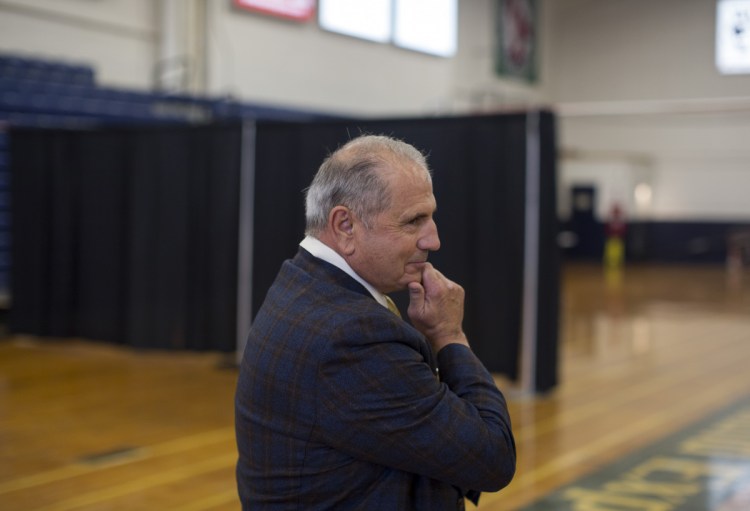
[0,0,157,89]
[2,0,749,221]
[552,0,750,101]
[449,0,553,113]
[204,0,548,116]
[552,0,750,221]
[206,0,459,116]
[0,0,547,116]
[559,155,654,221]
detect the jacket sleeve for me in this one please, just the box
[315,318,516,493]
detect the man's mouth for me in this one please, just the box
[408,254,429,265]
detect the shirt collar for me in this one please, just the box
[300,236,389,309]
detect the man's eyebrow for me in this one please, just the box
[402,208,435,223]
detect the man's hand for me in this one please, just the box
[407,263,470,353]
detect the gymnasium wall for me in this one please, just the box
[202,0,554,116]
[0,0,552,115]
[2,0,750,261]
[552,0,750,224]
[0,0,156,89]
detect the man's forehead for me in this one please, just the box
[394,188,437,214]
[383,158,430,183]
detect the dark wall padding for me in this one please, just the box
[10,123,241,351]
[535,114,560,392]
[561,219,750,263]
[252,113,559,387]
[10,112,559,390]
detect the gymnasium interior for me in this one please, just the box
[1,1,750,509]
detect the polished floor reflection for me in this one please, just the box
[480,263,750,510]
[0,263,749,510]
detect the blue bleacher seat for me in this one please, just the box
[0,54,96,86]
[2,51,335,128]
[0,56,24,80]
[0,88,23,110]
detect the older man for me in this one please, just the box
[235,135,515,510]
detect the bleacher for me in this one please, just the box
[0,52,338,303]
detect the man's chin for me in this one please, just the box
[389,265,426,292]
[405,261,427,273]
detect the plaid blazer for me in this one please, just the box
[235,249,515,510]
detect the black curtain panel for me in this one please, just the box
[252,113,558,383]
[535,113,560,392]
[123,125,241,350]
[9,130,74,337]
[74,130,130,343]
[10,113,558,388]
[9,122,242,351]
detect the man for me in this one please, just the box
[235,135,516,510]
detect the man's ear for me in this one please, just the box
[329,206,355,255]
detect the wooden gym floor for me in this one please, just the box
[1,262,749,510]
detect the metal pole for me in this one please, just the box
[519,110,541,395]
[236,121,256,364]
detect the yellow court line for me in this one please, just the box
[0,427,235,495]
[0,465,94,496]
[31,453,237,511]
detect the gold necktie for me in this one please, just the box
[384,295,401,318]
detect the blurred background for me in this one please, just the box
[1,1,750,510]
[1,0,750,294]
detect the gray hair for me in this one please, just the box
[304,135,430,235]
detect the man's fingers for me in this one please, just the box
[408,281,425,305]
[421,264,454,297]
[420,263,443,292]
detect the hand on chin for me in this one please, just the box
[401,262,428,287]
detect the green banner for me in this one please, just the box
[495,0,538,83]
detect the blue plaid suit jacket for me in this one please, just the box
[235,248,515,510]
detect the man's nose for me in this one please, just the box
[418,220,441,252]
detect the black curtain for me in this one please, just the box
[9,122,242,351]
[536,114,560,392]
[9,113,559,388]
[252,113,558,385]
